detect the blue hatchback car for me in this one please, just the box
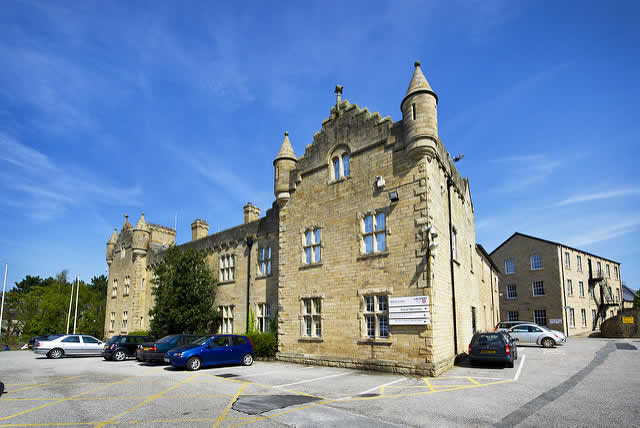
[165,334,254,371]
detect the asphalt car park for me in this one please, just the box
[0,337,638,426]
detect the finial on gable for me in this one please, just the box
[335,85,343,114]
[414,60,421,68]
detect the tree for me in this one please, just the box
[149,246,220,338]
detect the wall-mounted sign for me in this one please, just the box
[389,296,430,326]
[622,316,634,324]
[549,319,562,324]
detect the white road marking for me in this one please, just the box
[514,354,526,381]
[237,370,282,377]
[356,377,406,396]
[445,375,507,380]
[302,366,316,369]
[274,372,349,388]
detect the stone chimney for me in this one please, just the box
[191,219,209,241]
[243,203,261,224]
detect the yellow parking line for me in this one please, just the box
[6,375,84,393]
[423,378,435,392]
[0,376,138,422]
[468,377,480,385]
[200,372,323,398]
[213,382,247,428]
[95,372,201,428]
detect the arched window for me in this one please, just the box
[329,146,351,181]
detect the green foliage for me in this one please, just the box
[149,246,221,338]
[247,309,256,334]
[245,331,278,359]
[127,330,151,337]
[8,272,106,339]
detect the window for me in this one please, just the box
[219,254,235,282]
[219,306,233,334]
[121,243,125,259]
[569,308,575,327]
[505,258,515,274]
[62,336,80,343]
[363,295,389,338]
[532,281,545,296]
[258,247,272,276]
[507,311,519,321]
[451,228,457,260]
[124,276,130,296]
[469,245,474,272]
[577,256,582,272]
[304,228,322,264]
[581,309,586,327]
[110,312,115,331]
[139,317,144,328]
[412,103,416,120]
[506,284,517,299]
[302,298,322,337]
[592,309,597,324]
[606,265,611,278]
[141,278,145,289]
[565,252,570,269]
[112,279,117,298]
[530,254,542,270]
[362,213,387,254]
[614,266,619,280]
[533,309,547,326]
[616,288,620,303]
[579,281,584,297]
[257,303,271,333]
[121,311,128,330]
[597,262,602,277]
[329,147,351,181]
[567,279,573,296]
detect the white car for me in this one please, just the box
[33,334,105,359]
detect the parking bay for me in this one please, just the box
[0,337,638,427]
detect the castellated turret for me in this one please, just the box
[191,219,209,240]
[401,61,439,160]
[106,228,118,266]
[273,131,297,207]
[132,213,150,258]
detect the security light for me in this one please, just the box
[388,190,399,202]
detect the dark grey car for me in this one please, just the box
[469,332,518,368]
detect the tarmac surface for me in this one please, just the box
[0,337,638,426]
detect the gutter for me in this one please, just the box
[245,237,254,332]
[560,246,569,337]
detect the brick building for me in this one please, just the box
[104,62,499,376]
[491,232,622,336]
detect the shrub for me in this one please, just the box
[246,331,278,359]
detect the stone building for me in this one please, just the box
[104,62,499,376]
[491,232,623,336]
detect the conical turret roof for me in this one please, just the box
[403,61,438,105]
[135,213,148,230]
[274,132,297,163]
[108,228,118,244]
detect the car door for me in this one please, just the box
[60,335,82,355]
[230,336,247,362]
[81,336,103,355]
[528,326,544,345]
[509,325,531,344]
[201,336,232,365]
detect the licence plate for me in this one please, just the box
[103,345,108,349]
[164,357,170,363]
[143,347,150,351]
[480,350,496,354]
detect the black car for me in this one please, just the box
[28,334,62,350]
[468,331,518,368]
[136,334,205,363]
[103,335,154,361]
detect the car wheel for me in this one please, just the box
[48,348,63,359]
[506,360,514,368]
[242,353,254,366]
[542,338,555,348]
[114,350,127,361]
[186,357,201,371]
[104,356,111,361]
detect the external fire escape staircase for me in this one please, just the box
[589,259,619,331]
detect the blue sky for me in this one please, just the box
[1,1,639,293]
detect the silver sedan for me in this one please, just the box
[33,334,105,359]
[508,324,566,348]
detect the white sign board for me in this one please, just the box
[549,319,562,324]
[389,296,430,326]
[390,318,429,325]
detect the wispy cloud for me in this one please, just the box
[0,133,141,221]
[566,218,640,247]
[557,188,640,206]
[489,154,562,193]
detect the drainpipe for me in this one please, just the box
[446,177,458,355]
[560,246,569,337]
[490,266,495,328]
[245,237,254,332]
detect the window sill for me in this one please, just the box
[357,251,389,261]
[298,336,324,342]
[328,175,352,186]
[299,262,323,270]
[357,338,392,346]
[123,294,129,297]
[255,274,272,280]
[532,295,545,297]
[531,268,544,272]
[218,280,236,285]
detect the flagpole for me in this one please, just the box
[0,263,7,342]
[66,277,74,334]
[72,276,80,334]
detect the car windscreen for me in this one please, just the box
[471,334,504,345]
[107,336,121,343]
[156,335,179,343]
[47,335,63,340]
[193,336,212,345]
